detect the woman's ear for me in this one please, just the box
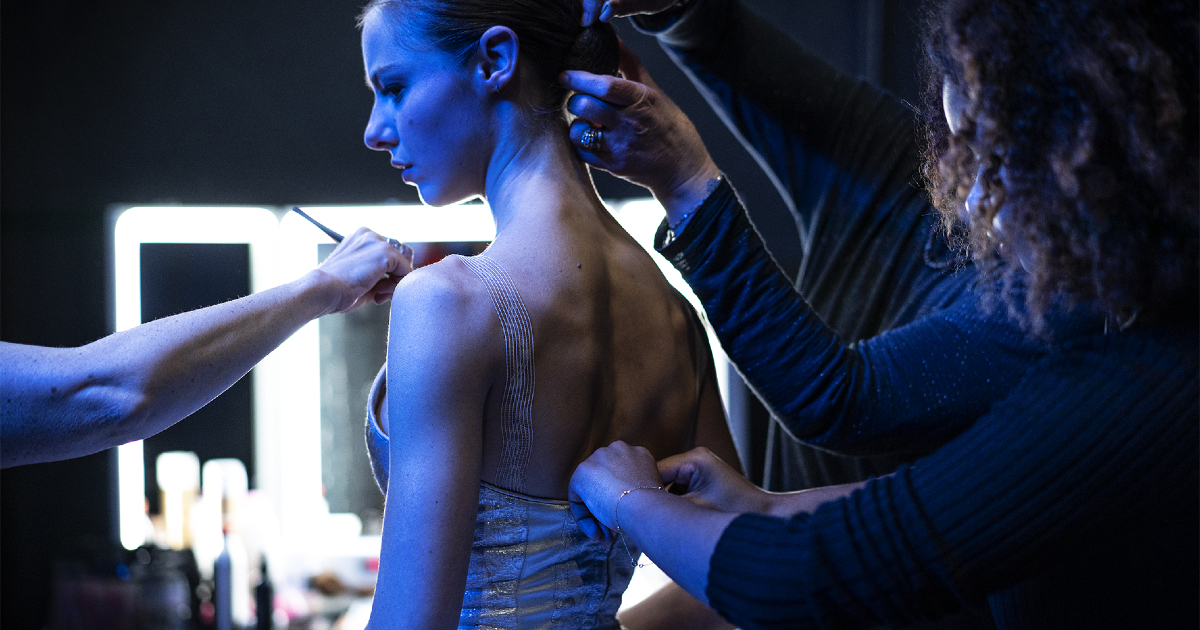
[474,26,519,95]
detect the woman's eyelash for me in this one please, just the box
[382,84,403,98]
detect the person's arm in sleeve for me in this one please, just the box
[655,178,1042,455]
[0,228,409,468]
[572,330,1198,628]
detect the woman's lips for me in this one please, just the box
[391,161,413,182]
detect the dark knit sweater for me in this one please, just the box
[642,1,1200,627]
[658,178,1199,629]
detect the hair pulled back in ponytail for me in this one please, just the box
[566,22,619,76]
[359,0,618,115]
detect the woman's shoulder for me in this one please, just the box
[390,256,501,347]
[395,255,480,299]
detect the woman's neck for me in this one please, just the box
[482,119,604,238]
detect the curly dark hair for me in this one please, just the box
[919,0,1199,332]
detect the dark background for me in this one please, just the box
[1,0,922,625]
[138,243,255,516]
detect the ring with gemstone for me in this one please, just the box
[580,126,604,152]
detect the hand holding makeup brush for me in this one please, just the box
[314,227,414,314]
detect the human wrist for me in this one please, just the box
[296,268,346,318]
[613,486,665,533]
[612,485,667,568]
[655,160,721,230]
[759,490,792,518]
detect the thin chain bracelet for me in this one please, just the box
[614,486,664,568]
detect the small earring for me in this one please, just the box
[494,85,500,94]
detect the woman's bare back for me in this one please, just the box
[472,204,736,499]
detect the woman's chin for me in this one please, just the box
[415,186,448,207]
[417,186,476,208]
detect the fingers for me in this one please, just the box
[559,71,648,108]
[568,120,615,171]
[566,93,622,130]
[584,0,676,25]
[580,0,624,25]
[569,497,610,542]
[656,452,693,487]
[370,277,401,304]
[316,227,415,313]
[569,470,614,541]
[581,0,604,26]
[657,447,720,489]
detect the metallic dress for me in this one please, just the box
[365,254,637,629]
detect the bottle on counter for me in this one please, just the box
[256,557,275,630]
[214,536,232,630]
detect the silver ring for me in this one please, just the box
[387,238,414,261]
[579,126,603,152]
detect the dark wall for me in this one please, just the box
[1,1,922,625]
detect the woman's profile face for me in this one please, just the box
[362,11,490,206]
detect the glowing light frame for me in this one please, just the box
[113,206,279,550]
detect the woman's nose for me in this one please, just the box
[364,107,398,151]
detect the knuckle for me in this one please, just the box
[600,80,621,100]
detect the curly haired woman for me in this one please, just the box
[563,0,1198,628]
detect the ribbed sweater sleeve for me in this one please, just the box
[704,329,1199,629]
[639,0,946,332]
[657,180,1055,456]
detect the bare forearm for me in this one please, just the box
[619,489,738,606]
[0,271,339,466]
[615,486,859,616]
[760,481,868,518]
[106,271,338,424]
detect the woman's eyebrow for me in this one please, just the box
[366,64,405,89]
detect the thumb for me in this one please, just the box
[657,451,694,487]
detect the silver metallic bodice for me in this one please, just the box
[365,254,637,629]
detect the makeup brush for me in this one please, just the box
[291,207,414,270]
[291,206,344,242]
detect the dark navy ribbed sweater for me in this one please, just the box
[658,179,1198,629]
[641,0,1200,627]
